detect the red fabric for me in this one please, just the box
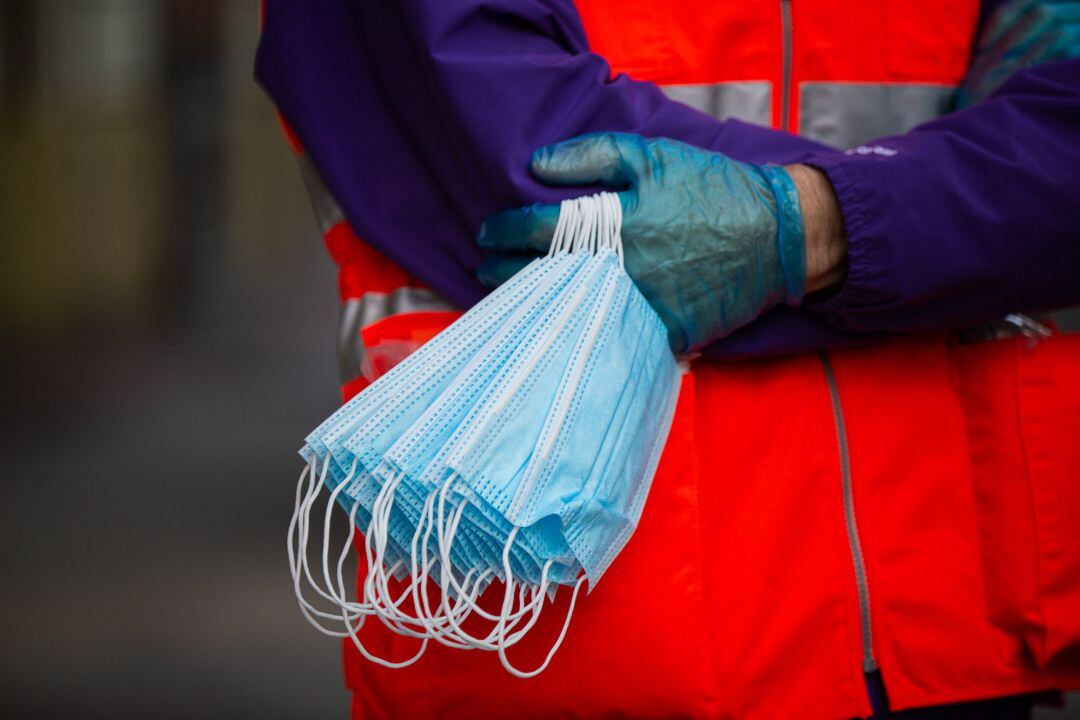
[359,311,462,352]
[359,310,463,380]
[955,335,1080,672]
[341,376,369,404]
[345,374,731,719]
[323,222,421,298]
[575,0,977,132]
[342,332,1080,720]
[270,0,1080,716]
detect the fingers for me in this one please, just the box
[476,253,536,288]
[530,132,648,187]
[476,202,560,253]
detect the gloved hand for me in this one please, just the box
[476,132,806,353]
[956,0,1080,108]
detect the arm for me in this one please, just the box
[801,59,1080,334]
[255,0,834,311]
[788,164,847,295]
[708,5,1080,358]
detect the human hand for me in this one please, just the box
[476,132,811,352]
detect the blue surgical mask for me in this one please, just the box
[291,192,680,677]
[361,252,592,582]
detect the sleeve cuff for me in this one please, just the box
[761,164,808,306]
[799,152,884,331]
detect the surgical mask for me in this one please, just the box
[289,192,681,677]
[322,254,583,581]
[362,252,593,585]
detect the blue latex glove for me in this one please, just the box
[476,133,807,353]
[956,0,1080,108]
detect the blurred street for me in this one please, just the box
[0,2,346,717]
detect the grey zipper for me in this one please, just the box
[820,352,878,673]
[779,0,793,131]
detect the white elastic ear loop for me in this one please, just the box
[567,197,580,254]
[297,456,410,622]
[289,456,371,632]
[363,465,409,611]
[592,193,604,255]
[408,488,449,633]
[497,574,587,679]
[323,466,426,624]
[393,479,524,650]
[347,509,444,632]
[610,192,625,264]
[433,482,543,627]
[363,468,438,637]
[483,528,563,656]
[492,558,557,650]
[581,195,600,254]
[432,490,551,649]
[288,457,357,635]
[364,473,471,641]
[343,562,430,670]
[429,483,541,641]
[548,198,573,257]
[300,463,429,667]
[313,468,434,664]
[355,468,432,637]
[420,486,496,633]
[293,456,337,604]
[596,192,613,254]
[492,528,545,669]
[608,191,620,255]
[401,486,482,648]
[604,191,619,254]
[552,199,570,255]
[431,482,505,619]
[578,195,597,254]
[435,486,507,622]
[321,462,372,611]
[292,456,428,651]
[333,499,418,620]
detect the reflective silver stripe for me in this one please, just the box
[298,153,345,233]
[799,82,955,149]
[661,81,772,127]
[337,287,456,383]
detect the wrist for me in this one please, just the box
[760,165,808,306]
[784,163,847,295]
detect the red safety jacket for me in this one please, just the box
[273,2,1080,717]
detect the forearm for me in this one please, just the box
[390,0,835,221]
[786,164,847,295]
[700,166,861,361]
[258,0,836,310]
[800,59,1080,334]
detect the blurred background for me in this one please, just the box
[0,1,346,717]
[0,2,1076,719]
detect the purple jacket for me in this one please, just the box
[255,0,1080,358]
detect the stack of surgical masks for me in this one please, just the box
[289,192,682,677]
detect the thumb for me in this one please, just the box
[530,132,647,187]
[477,253,536,288]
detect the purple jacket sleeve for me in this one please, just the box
[258,2,1080,359]
[255,0,844,358]
[802,59,1080,334]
